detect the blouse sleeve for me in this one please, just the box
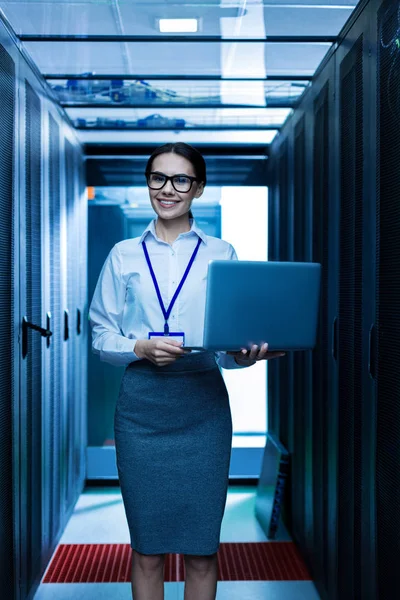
[89,244,141,367]
[214,244,252,370]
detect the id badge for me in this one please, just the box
[148,331,185,346]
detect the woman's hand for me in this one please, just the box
[135,338,191,366]
[227,343,286,366]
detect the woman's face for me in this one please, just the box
[147,152,204,221]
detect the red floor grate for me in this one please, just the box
[43,542,311,583]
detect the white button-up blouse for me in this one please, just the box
[89,217,248,370]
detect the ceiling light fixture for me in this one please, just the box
[159,19,198,33]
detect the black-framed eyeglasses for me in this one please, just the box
[146,171,199,193]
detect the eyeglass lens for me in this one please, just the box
[148,173,192,192]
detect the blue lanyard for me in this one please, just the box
[142,237,202,335]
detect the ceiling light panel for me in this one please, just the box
[76,129,279,145]
[159,19,199,33]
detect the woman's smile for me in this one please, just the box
[157,198,181,208]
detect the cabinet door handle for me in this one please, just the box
[77,308,81,335]
[64,309,69,341]
[332,316,338,361]
[22,316,52,359]
[368,324,376,380]
[46,311,52,348]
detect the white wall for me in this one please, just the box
[220,187,268,446]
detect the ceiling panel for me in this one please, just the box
[0,1,356,36]
[0,0,359,146]
[48,78,308,108]
[0,1,358,4]
[264,42,331,76]
[23,41,127,72]
[24,40,331,76]
[0,2,119,35]
[65,106,291,129]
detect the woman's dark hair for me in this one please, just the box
[145,142,207,219]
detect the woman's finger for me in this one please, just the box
[158,341,186,356]
[257,343,268,358]
[249,345,259,360]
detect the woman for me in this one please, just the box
[89,142,285,600]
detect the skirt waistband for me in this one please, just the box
[127,350,217,373]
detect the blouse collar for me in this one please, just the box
[138,217,208,246]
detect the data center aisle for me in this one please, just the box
[33,486,320,600]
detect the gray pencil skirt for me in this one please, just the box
[113,350,233,556]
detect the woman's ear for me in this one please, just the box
[194,182,204,198]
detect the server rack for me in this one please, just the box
[266,0,398,598]
[0,31,17,600]
[0,13,87,600]
[375,0,400,597]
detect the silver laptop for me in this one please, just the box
[184,260,321,352]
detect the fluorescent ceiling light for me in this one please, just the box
[159,19,198,33]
